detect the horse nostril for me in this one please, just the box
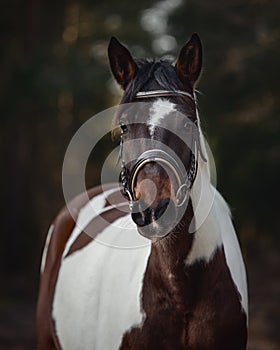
[154,198,177,225]
[154,198,170,220]
[131,211,145,227]
[131,200,151,227]
[131,198,177,229]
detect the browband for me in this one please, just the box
[135,90,194,101]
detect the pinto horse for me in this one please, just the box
[37,34,248,349]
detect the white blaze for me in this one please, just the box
[148,99,176,136]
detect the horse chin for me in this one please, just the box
[136,223,173,242]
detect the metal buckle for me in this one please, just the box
[176,183,191,207]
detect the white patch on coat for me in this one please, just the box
[63,187,119,258]
[215,191,249,318]
[53,215,151,350]
[186,189,222,265]
[186,113,248,317]
[40,224,54,274]
[148,99,176,136]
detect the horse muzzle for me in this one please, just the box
[131,197,178,240]
[120,148,197,240]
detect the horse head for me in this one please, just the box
[108,34,204,240]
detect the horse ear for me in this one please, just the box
[175,33,202,87]
[108,37,137,90]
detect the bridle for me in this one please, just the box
[135,90,194,100]
[118,89,205,208]
[120,147,197,208]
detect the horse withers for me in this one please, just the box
[37,34,248,349]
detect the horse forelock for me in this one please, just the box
[121,59,179,102]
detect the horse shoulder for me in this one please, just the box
[44,185,151,350]
[36,184,113,349]
[187,188,247,313]
[185,189,248,348]
[187,247,247,349]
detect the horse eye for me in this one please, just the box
[120,121,128,134]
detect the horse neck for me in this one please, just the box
[149,202,194,275]
[142,202,194,322]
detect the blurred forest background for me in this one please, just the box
[0,0,279,349]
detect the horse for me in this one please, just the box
[36,33,248,349]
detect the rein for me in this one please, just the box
[118,89,204,208]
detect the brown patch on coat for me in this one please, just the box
[121,203,247,349]
[104,183,129,209]
[120,201,194,350]
[65,205,128,257]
